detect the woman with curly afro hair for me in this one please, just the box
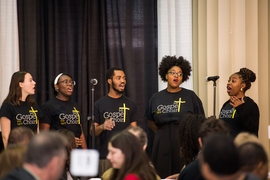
[145,55,205,178]
[219,67,259,137]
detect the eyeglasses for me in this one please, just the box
[58,80,76,86]
[168,71,183,77]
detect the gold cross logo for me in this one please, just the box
[29,107,38,124]
[119,103,130,122]
[174,98,186,112]
[72,107,80,124]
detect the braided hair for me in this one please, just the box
[178,114,206,165]
[235,68,256,92]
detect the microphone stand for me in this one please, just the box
[212,80,218,117]
[91,85,95,149]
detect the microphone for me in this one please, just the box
[206,76,219,82]
[90,78,98,85]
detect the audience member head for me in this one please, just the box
[0,145,27,179]
[7,126,34,148]
[57,129,76,171]
[24,131,68,180]
[125,125,147,150]
[234,132,261,147]
[107,130,156,180]
[200,134,241,180]
[178,113,206,165]
[198,116,229,146]
[238,142,268,180]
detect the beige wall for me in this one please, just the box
[193,0,269,154]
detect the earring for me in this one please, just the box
[56,89,59,92]
[240,88,243,91]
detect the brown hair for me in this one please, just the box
[7,126,35,148]
[109,131,156,180]
[0,145,27,178]
[3,71,35,106]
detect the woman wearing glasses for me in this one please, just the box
[40,73,87,149]
[145,56,205,179]
[0,71,43,149]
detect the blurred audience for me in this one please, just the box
[238,142,268,180]
[178,116,229,180]
[102,126,161,180]
[57,129,78,180]
[0,145,27,179]
[200,134,260,180]
[1,131,68,180]
[7,126,34,148]
[106,130,157,180]
[234,132,261,147]
[166,114,206,180]
[0,126,34,178]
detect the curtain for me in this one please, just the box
[193,0,269,152]
[16,0,158,147]
[0,0,20,151]
[157,0,193,91]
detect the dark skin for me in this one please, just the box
[90,70,137,136]
[39,75,87,149]
[148,66,183,133]
[226,73,246,108]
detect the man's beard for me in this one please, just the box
[112,81,124,94]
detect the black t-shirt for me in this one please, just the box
[145,88,205,125]
[219,96,259,137]
[40,97,82,137]
[0,101,43,133]
[178,159,204,180]
[94,95,138,158]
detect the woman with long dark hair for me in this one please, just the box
[107,131,157,180]
[0,71,42,148]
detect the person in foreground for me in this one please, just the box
[102,126,161,180]
[178,116,229,180]
[57,129,78,180]
[219,68,259,137]
[106,130,157,180]
[146,55,205,178]
[1,131,68,180]
[199,134,260,180]
[166,114,206,180]
[238,142,268,180]
[0,127,34,178]
[0,71,43,148]
[234,132,261,147]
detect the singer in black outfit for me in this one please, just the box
[40,73,87,149]
[91,67,138,177]
[219,68,259,137]
[146,55,205,179]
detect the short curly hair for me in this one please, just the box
[158,55,192,83]
[235,68,256,92]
